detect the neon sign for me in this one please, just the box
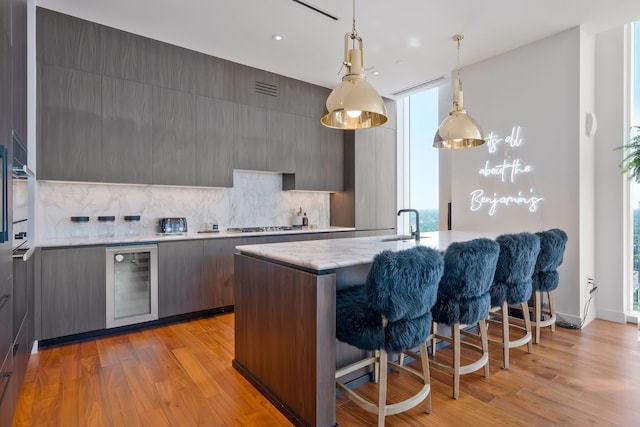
[469,125,544,216]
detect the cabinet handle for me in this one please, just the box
[22,246,35,261]
[0,371,11,406]
[0,145,7,243]
[0,294,10,310]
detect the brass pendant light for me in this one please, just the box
[433,34,485,149]
[321,0,387,130]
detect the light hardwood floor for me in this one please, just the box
[12,314,640,426]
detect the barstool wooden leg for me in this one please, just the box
[500,302,509,369]
[534,290,542,344]
[478,319,490,378]
[374,350,380,383]
[431,322,437,356]
[521,302,533,354]
[452,323,461,399]
[548,291,556,333]
[418,342,432,414]
[377,349,388,427]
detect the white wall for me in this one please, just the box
[579,29,597,326]
[440,28,590,324]
[594,26,632,323]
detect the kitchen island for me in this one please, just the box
[232,231,497,427]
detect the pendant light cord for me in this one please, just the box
[351,0,357,45]
[456,37,461,80]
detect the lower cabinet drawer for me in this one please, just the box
[12,322,30,398]
[0,355,15,427]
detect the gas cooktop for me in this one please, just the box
[227,226,294,233]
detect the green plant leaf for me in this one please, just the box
[615,126,640,182]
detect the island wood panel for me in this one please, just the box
[233,254,336,427]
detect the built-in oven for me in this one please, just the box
[106,244,158,328]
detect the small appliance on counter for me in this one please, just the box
[292,207,303,228]
[158,217,187,235]
[197,221,219,234]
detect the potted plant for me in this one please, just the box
[617,125,640,181]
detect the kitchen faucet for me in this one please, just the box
[397,209,420,241]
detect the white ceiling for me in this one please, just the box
[37,0,640,98]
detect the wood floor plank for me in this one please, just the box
[13,314,640,426]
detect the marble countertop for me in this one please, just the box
[236,230,499,272]
[36,226,356,248]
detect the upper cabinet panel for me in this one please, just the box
[12,0,27,141]
[233,103,267,172]
[35,8,346,191]
[37,65,103,182]
[36,8,103,74]
[195,95,234,187]
[102,26,159,86]
[266,110,297,174]
[102,76,153,184]
[152,87,197,186]
[179,50,234,101]
[233,63,280,109]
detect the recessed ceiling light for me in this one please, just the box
[272,34,284,41]
[372,70,380,76]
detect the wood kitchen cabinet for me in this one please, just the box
[266,110,297,173]
[37,65,103,182]
[159,237,269,317]
[36,8,345,192]
[233,63,280,110]
[195,95,234,187]
[201,238,245,309]
[330,120,397,232]
[374,127,397,229]
[39,246,106,340]
[152,86,197,186]
[11,0,27,142]
[282,117,344,192]
[36,8,103,74]
[319,123,344,192]
[158,240,204,317]
[102,76,153,184]
[233,103,267,171]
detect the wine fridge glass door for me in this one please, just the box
[106,244,158,329]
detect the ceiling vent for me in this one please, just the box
[291,0,339,21]
[255,81,278,97]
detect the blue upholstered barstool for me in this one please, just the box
[528,228,568,343]
[486,233,541,369]
[430,238,500,400]
[335,246,443,427]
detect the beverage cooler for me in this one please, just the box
[105,244,158,328]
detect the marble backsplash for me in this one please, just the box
[36,170,330,241]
